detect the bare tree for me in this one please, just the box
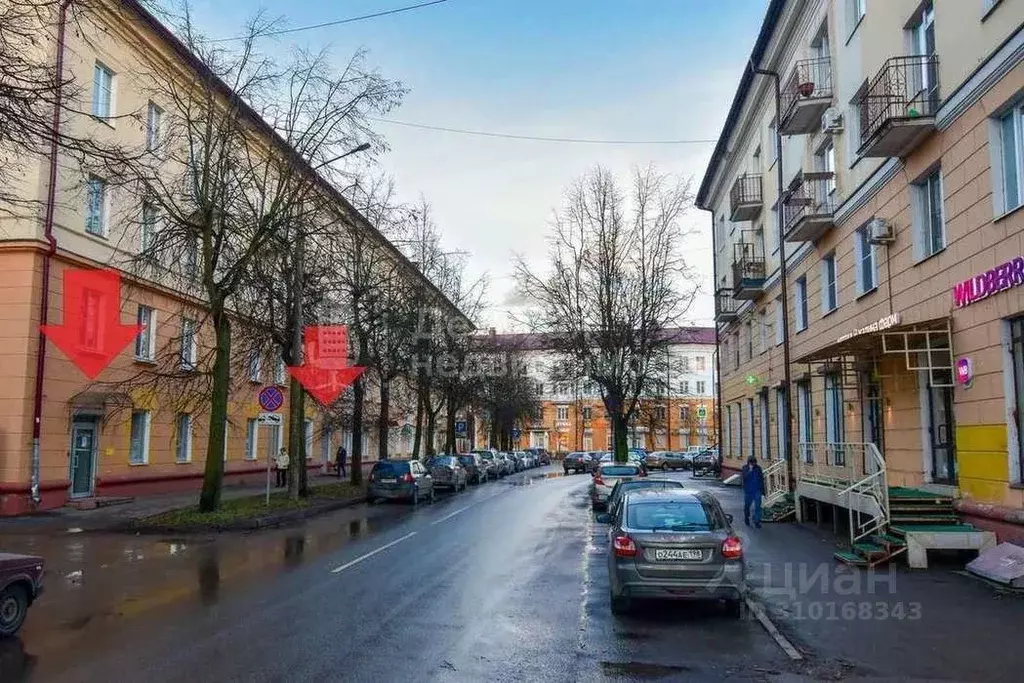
[515,165,697,462]
[473,343,540,451]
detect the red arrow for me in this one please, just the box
[41,268,142,380]
[287,325,366,405]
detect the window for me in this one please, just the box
[768,121,778,163]
[556,405,569,421]
[855,225,878,294]
[816,140,837,198]
[140,202,159,254]
[984,0,1003,18]
[821,253,838,314]
[760,393,770,461]
[536,382,544,395]
[86,176,108,237]
[736,402,744,458]
[223,419,229,462]
[185,237,199,279]
[245,418,259,461]
[1011,317,1024,482]
[914,169,945,259]
[135,305,155,360]
[747,398,756,458]
[176,413,192,463]
[305,420,314,460]
[680,380,690,394]
[146,101,163,151]
[733,332,740,368]
[797,380,812,462]
[998,105,1024,214]
[275,357,287,385]
[129,410,150,465]
[654,406,667,421]
[759,310,768,354]
[247,349,262,382]
[696,356,706,372]
[746,321,754,360]
[92,62,114,119]
[824,374,844,464]
[680,405,690,422]
[681,356,691,372]
[775,297,785,346]
[80,288,104,352]
[581,406,592,421]
[180,318,197,370]
[847,0,866,36]
[725,405,732,457]
[795,277,809,331]
[776,388,787,460]
[696,381,706,395]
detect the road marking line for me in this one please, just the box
[745,596,803,661]
[431,505,472,525]
[330,532,417,574]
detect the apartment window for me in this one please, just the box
[176,413,192,463]
[92,62,114,119]
[185,238,199,279]
[795,277,809,331]
[747,398,756,459]
[653,406,667,421]
[775,297,784,346]
[556,405,569,421]
[855,225,878,295]
[797,380,813,462]
[248,350,262,382]
[696,381,706,395]
[304,420,314,460]
[681,356,691,373]
[680,380,690,394]
[758,310,768,354]
[180,318,197,370]
[821,253,838,314]
[680,405,690,422]
[746,321,753,360]
[135,305,156,360]
[724,405,732,456]
[275,357,287,385]
[915,169,946,259]
[733,332,740,368]
[146,101,163,151]
[736,403,744,458]
[998,104,1024,214]
[536,382,544,395]
[847,0,866,36]
[1011,317,1024,481]
[223,419,229,462]
[824,374,845,464]
[816,140,837,198]
[85,176,108,237]
[581,406,592,421]
[776,388,787,460]
[245,418,259,461]
[760,393,770,461]
[696,356,706,372]
[140,202,159,255]
[129,410,150,465]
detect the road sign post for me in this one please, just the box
[256,388,283,506]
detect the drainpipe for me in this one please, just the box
[711,211,725,472]
[31,0,74,505]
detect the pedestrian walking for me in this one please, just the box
[275,448,289,488]
[741,455,765,528]
[335,444,347,479]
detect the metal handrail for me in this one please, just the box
[857,54,940,148]
[730,174,762,211]
[782,171,836,235]
[763,458,788,507]
[797,442,889,544]
[781,56,834,124]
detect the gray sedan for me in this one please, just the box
[600,489,745,617]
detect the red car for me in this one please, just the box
[0,553,44,637]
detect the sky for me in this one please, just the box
[180,0,768,330]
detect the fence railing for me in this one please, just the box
[857,55,940,148]
[797,442,890,543]
[782,171,837,236]
[715,288,738,319]
[763,458,789,508]
[730,174,762,215]
[781,57,833,122]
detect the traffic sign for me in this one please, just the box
[697,405,707,420]
[455,420,467,436]
[258,412,283,426]
[258,385,284,412]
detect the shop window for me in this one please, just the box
[1011,317,1024,482]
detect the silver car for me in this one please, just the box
[601,489,745,617]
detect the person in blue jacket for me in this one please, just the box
[741,455,765,528]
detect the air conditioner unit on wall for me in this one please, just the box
[867,217,895,244]
[822,107,844,134]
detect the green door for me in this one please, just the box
[70,420,98,498]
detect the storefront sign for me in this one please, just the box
[953,256,1024,308]
[836,313,902,343]
[956,357,973,388]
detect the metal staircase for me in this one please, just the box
[761,459,796,522]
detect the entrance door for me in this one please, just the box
[861,373,884,474]
[928,385,957,483]
[70,419,98,498]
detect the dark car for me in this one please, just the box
[604,478,688,519]
[457,453,487,484]
[430,455,468,492]
[0,552,44,637]
[646,451,689,471]
[601,489,745,617]
[585,452,604,473]
[526,448,551,466]
[563,452,589,474]
[474,451,499,480]
[368,460,435,505]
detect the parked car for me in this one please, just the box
[368,459,436,505]
[585,452,605,473]
[457,453,487,484]
[598,451,648,475]
[646,451,690,471]
[604,478,688,520]
[430,455,468,492]
[563,452,589,474]
[0,552,44,637]
[494,453,514,476]
[525,447,551,466]
[516,451,535,468]
[599,489,745,617]
[691,450,720,478]
[590,462,646,510]
[472,450,499,480]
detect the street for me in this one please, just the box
[3,467,1024,682]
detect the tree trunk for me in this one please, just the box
[378,377,391,462]
[489,420,498,450]
[412,388,424,458]
[445,394,457,453]
[199,308,231,512]
[351,375,365,485]
[287,375,304,500]
[424,394,438,457]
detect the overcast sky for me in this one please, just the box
[180,0,767,329]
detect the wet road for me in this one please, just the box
[1,467,791,682]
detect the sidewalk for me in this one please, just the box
[1,473,352,535]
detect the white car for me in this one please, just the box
[590,462,646,510]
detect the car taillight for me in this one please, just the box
[722,536,743,559]
[613,534,637,557]
[401,472,415,483]
[593,475,604,486]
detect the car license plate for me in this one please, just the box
[380,478,397,484]
[654,549,702,561]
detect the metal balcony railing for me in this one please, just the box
[857,55,939,154]
[782,171,837,242]
[715,288,738,322]
[731,237,766,299]
[729,174,763,221]
[780,57,833,133]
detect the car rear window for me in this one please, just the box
[458,455,475,466]
[627,500,714,530]
[617,481,683,496]
[372,462,407,476]
[601,465,641,477]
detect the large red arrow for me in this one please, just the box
[40,268,142,380]
[288,325,366,405]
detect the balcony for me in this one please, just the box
[780,57,834,135]
[731,235,766,300]
[729,174,763,221]
[783,171,837,243]
[857,55,939,158]
[715,287,738,323]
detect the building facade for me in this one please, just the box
[698,0,1024,541]
[478,329,718,453]
[0,1,460,514]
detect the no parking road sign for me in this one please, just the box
[259,385,284,412]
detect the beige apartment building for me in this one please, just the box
[0,0,460,514]
[698,0,1024,546]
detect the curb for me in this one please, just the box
[114,495,368,534]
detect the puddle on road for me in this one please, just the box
[599,661,691,678]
